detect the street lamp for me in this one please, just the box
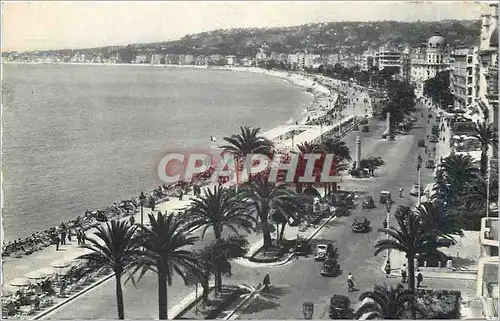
[139,192,146,225]
[385,199,393,258]
[302,302,314,320]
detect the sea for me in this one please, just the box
[2,63,312,241]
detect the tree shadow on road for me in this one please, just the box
[240,286,290,315]
[451,257,477,270]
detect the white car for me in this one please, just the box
[410,184,422,196]
[314,244,328,261]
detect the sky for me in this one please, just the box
[2,1,495,52]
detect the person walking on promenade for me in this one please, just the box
[263,273,271,292]
[76,230,82,245]
[80,230,86,245]
[416,269,423,288]
[54,234,60,251]
[60,230,66,245]
[401,264,407,283]
[67,229,72,242]
[129,215,135,225]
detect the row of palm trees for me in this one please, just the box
[76,125,355,319]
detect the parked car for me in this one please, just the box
[418,139,426,147]
[314,244,328,261]
[361,196,375,209]
[320,258,341,277]
[362,125,369,132]
[425,159,436,168]
[329,295,354,319]
[429,135,439,143]
[410,183,423,196]
[379,191,392,204]
[352,216,370,233]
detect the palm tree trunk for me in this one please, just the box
[114,271,125,320]
[158,270,168,319]
[407,253,417,319]
[261,215,272,250]
[279,223,286,242]
[214,227,223,294]
[480,148,488,177]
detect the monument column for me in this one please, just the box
[356,136,361,169]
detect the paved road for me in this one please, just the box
[46,99,439,320]
[234,103,463,320]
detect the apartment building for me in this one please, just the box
[477,216,499,319]
[376,45,402,72]
[477,3,498,127]
[410,33,450,97]
[450,47,480,111]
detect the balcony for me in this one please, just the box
[481,217,499,247]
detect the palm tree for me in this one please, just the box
[221,126,275,159]
[77,220,140,319]
[355,284,422,319]
[132,212,205,319]
[433,154,479,207]
[197,235,249,295]
[374,213,424,292]
[240,175,302,250]
[473,121,498,177]
[414,202,463,241]
[320,138,351,194]
[181,185,256,293]
[294,141,322,193]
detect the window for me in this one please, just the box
[467,56,473,64]
[468,77,473,85]
[468,87,472,96]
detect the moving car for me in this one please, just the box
[361,125,369,132]
[314,244,328,261]
[418,139,426,147]
[410,183,423,196]
[379,191,392,204]
[320,258,341,277]
[361,196,375,209]
[425,159,436,169]
[352,216,370,233]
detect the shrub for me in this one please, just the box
[415,289,461,319]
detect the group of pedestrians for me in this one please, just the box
[392,263,424,287]
[53,225,86,251]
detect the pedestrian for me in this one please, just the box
[263,273,271,292]
[54,235,60,251]
[383,219,388,229]
[76,230,81,245]
[385,260,391,278]
[67,229,72,242]
[79,230,86,245]
[60,230,66,245]
[129,215,135,225]
[416,269,423,287]
[401,264,407,283]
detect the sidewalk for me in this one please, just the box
[2,191,197,292]
[381,231,480,280]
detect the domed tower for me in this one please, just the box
[426,33,447,64]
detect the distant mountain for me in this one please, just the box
[13,20,482,57]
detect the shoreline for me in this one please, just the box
[2,63,335,244]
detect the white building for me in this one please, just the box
[477,3,498,127]
[135,54,148,64]
[410,33,450,97]
[449,47,479,111]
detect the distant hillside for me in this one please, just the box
[17,20,481,57]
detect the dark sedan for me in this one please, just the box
[320,258,341,277]
[352,216,370,233]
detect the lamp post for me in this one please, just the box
[302,302,314,320]
[385,199,393,258]
[139,192,146,225]
[417,154,422,205]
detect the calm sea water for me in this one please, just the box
[2,64,311,241]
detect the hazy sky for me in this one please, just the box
[2,1,495,52]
